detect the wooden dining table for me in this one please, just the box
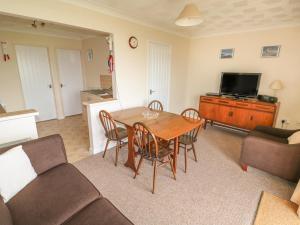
[111,107,203,173]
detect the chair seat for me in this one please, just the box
[138,144,173,160]
[179,134,197,145]
[105,127,128,140]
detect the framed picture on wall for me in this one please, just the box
[87,49,93,62]
[220,48,234,59]
[261,45,281,57]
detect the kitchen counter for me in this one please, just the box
[81,89,115,121]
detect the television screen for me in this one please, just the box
[220,73,261,97]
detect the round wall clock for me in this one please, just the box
[129,36,138,49]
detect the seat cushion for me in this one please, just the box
[106,127,128,140]
[64,198,133,225]
[179,134,197,145]
[250,130,288,144]
[7,163,100,225]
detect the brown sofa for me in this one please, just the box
[0,135,133,225]
[240,126,300,182]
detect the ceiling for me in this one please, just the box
[64,0,300,37]
[0,14,108,40]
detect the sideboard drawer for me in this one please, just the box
[201,97,217,103]
[253,104,275,112]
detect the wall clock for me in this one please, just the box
[129,36,138,49]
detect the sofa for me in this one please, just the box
[0,134,133,225]
[240,126,300,182]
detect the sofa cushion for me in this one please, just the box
[251,130,288,144]
[0,197,13,225]
[0,135,67,175]
[64,198,133,225]
[288,131,300,145]
[7,163,100,225]
[0,145,37,203]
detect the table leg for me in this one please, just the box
[173,136,178,173]
[124,126,137,172]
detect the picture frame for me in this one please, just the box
[261,45,281,57]
[87,48,93,62]
[220,48,234,59]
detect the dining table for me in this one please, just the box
[110,106,203,173]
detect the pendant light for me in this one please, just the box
[175,3,203,27]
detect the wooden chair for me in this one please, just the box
[99,110,128,166]
[133,122,176,194]
[179,108,205,173]
[148,100,163,111]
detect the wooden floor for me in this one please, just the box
[36,115,90,163]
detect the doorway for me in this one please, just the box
[15,45,57,121]
[148,41,171,110]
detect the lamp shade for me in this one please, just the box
[270,80,283,90]
[175,4,203,27]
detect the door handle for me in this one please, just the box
[60,83,64,88]
[48,84,52,89]
[149,89,155,95]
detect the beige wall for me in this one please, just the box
[186,27,300,128]
[0,30,82,117]
[82,36,110,89]
[0,0,190,113]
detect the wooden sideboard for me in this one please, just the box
[199,96,279,130]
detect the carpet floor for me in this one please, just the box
[74,126,295,225]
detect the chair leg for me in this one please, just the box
[168,156,176,180]
[152,161,157,194]
[241,163,248,172]
[102,139,110,158]
[184,145,187,173]
[134,156,143,179]
[115,142,120,166]
[192,143,198,162]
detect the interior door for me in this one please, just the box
[15,45,56,121]
[56,49,84,116]
[148,41,171,111]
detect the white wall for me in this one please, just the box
[0,0,190,114]
[186,27,300,128]
[82,36,110,89]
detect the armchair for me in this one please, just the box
[240,126,300,182]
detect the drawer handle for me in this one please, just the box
[203,98,213,101]
[236,103,248,106]
[219,100,230,104]
[256,106,272,110]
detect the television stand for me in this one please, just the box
[199,96,279,131]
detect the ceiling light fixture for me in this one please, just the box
[175,3,203,27]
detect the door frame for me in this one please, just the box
[146,40,172,111]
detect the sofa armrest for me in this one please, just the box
[0,134,67,175]
[255,126,300,139]
[0,197,13,225]
[240,135,300,181]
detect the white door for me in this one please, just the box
[148,41,171,110]
[56,49,84,116]
[15,45,56,121]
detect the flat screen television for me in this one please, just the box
[220,72,261,97]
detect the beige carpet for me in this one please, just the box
[254,192,300,225]
[74,126,295,225]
